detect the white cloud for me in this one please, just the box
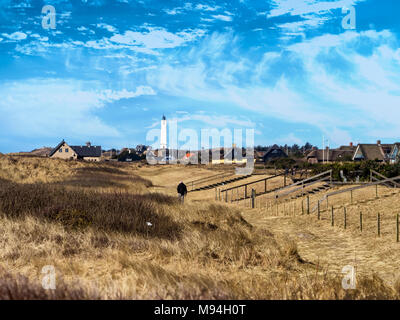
[0,79,122,139]
[268,0,365,18]
[2,31,27,41]
[146,29,400,146]
[100,86,156,101]
[277,15,328,33]
[195,4,220,11]
[110,27,206,50]
[211,15,232,22]
[0,81,154,139]
[96,23,117,33]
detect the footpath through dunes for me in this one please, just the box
[137,165,288,201]
[138,165,400,287]
[240,185,400,288]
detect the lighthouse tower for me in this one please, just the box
[160,115,167,150]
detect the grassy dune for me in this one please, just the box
[0,155,399,299]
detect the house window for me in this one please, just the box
[65,148,69,153]
[59,149,62,153]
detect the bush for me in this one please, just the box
[310,161,400,181]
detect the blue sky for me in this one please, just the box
[0,0,399,152]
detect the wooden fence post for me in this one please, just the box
[317,201,320,220]
[377,213,381,237]
[301,200,304,215]
[225,190,228,203]
[326,196,329,210]
[360,212,363,232]
[218,189,221,201]
[331,206,334,227]
[264,179,267,193]
[251,189,255,208]
[307,195,310,215]
[215,187,217,200]
[344,207,347,229]
[245,185,247,199]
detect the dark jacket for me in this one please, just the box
[177,182,187,195]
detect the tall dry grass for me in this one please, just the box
[0,156,399,299]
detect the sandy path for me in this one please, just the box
[242,209,400,286]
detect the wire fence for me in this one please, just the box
[217,181,400,243]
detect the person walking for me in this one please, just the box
[177,181,187,203]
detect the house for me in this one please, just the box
[255,150,267,163]
[135,144,148,154]
[211,147,253,165]
[306,148,354,164]
[262,145,287,162]
[306,143,355,164]
[118,148,142,162]
[353,141,394,162]
[49,140,102,162]
[389,143,400,164]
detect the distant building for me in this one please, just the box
[135,144,147,154]
[306,143,355,164]
[160,115,167,150]
[262,145,288,162]
[389,143,400,164]
[353,141,393,162]
[211,147,253,165]
[49,140,101,162]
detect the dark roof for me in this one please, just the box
[307,148,354,161]
[356,144,386,161]
[49,140,101,158]
[338,145,357,152]
[71,145,102,157]
[264,145,287,157]
[49,139,65,157]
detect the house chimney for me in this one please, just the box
[86,141,91,147]
[349,142,353,147]
[377,140,381,145]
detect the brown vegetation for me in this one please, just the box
[0,156,399,299]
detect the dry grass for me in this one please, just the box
[0,156,399,299]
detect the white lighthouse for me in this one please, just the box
[160,115,167,150]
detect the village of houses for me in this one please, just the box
[46,139,400,166]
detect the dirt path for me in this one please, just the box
[242,208,400,286]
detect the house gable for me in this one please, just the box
[263,145,287,162]
[49,140,78,160]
